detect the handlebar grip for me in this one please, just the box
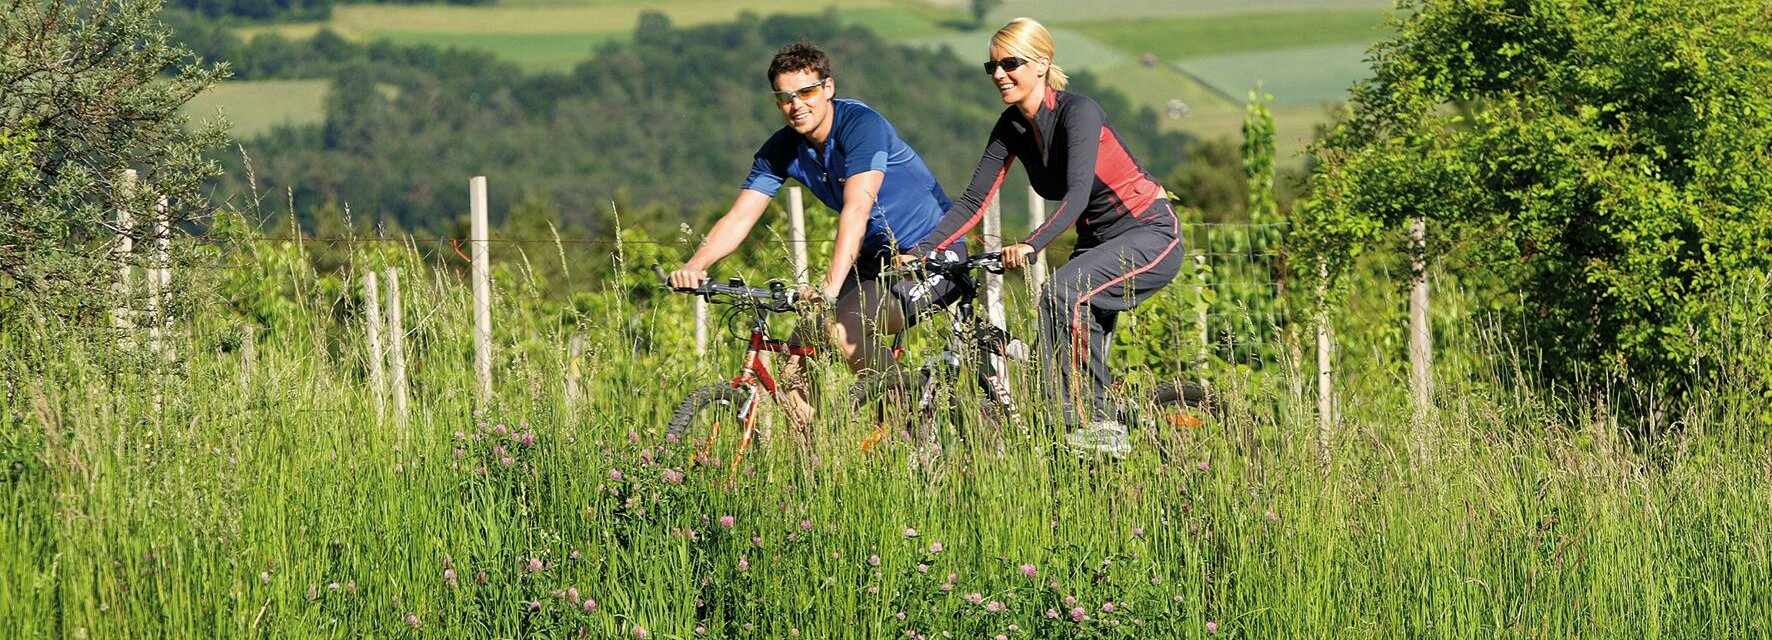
[655,264,704,293]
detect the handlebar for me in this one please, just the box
[653,264,800,313]
[882,251,1005,281]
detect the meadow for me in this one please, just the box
[5,223,1769,638]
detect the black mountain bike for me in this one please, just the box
[852,251,1028,460]
[853,251,1220,459]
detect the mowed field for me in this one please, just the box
[189,0,1393,161]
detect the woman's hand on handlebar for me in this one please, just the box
[1001,243,1036,270]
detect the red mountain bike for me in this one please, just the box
[654,266,812,479]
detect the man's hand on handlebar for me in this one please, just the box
[668,264,709,291]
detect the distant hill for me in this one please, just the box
[210,11,1190,234]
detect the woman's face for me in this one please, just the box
[986,44,1044,107]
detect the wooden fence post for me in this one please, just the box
[113,169,136,344]
[788,186,809,285]
[694,297,708,356]
[1409,216,1435,440]
[1315,258,1336,459]
[470,176,493,406]
[565,332,584,411]
[1026,186,1047,296]
[147,196,171,358]
[385,266,410,424]
[1195,253,1210,372]
[982,195,1008,386]
[363,271,388,418]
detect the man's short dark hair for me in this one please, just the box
[767,41,831,86]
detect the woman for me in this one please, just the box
[911,17,1183,458]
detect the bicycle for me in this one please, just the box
[851,251,1030,461]
[654,266,813,480]
[854,251,1220,461]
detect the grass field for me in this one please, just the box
[236,0,912,71]
[6,232,1769,637]
[183,78,330,138]
[1182,43,1378,108]
[1066,10,1390,62]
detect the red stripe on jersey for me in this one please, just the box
[1094,126,1159,216]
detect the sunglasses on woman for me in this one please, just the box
[771,80,825,105]
[982,56,1029,74]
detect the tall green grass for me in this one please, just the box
[3,233,1768,638]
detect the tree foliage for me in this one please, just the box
[1,0,228,323]
[1296,0,1772,396]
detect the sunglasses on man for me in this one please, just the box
[983,56,1030,74]
[771,80,826,105]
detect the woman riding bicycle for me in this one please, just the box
[909,17,1184,458]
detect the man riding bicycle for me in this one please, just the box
[669,41,963,420]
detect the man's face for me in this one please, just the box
[772,69,832,139]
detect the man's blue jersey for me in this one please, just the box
[741,99,950,253]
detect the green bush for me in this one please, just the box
[1297,0,1772,408]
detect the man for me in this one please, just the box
[669,41,961,418]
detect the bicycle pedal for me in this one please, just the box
[860,423,892,452]
[1166,412,1206,429]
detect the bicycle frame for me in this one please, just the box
[654,265,817,480]
[704,309,815,477]
[859,254,1024,450]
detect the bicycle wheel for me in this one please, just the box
[851,369,931,451]
[665,383,753,467]
[1150,381,1217,428]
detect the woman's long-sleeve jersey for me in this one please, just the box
[914,86,1168,255]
